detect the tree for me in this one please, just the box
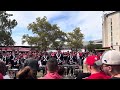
[66,27,84,51]
[86,41,102,52]
[86,41,95,52]
[95,44,102,49]
[0,11,17,46]
[22,16,66,51]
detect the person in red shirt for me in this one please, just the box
[85,55,110,79]
[101,50,120,79]
[0,73,3,79]
[58,66,65,78]
[39,58,62,79]
[0,61,6,79]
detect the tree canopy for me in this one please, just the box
[22,16,66,51]
[0,11,17,46]
[66,27,84,51]
[86,41,102,52]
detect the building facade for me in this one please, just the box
[102,11,120,51]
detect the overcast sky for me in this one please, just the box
[6,11,105,46]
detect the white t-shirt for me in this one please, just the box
[3,75,11,79]
[38,60,42,67]
[77,53,80,59]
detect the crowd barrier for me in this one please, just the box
[39,65,82,76]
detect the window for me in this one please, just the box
[116,42,118,45]
[111,18,113,46]
[111,19,112,25]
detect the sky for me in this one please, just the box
[6,11,105,46]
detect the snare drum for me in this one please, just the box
[8,69,18,79]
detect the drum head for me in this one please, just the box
[12,69,18,71]
[9,69,18,71]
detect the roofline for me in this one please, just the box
[0,46,31,48]
[105,11,120,17]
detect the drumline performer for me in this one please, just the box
[55,51,63,65]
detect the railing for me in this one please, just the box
[39,65,82,77]
[7,65,82,79]
[40,65,80,68]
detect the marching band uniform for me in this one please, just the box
[6,55,11,65]
[55,52,63,65]
[41,54,49,65]
[67,53,74,75]
[0,53,3,61]
[67,53,74,65]
[73,53,77,64]
[13,58,21,70]
[63,52,68,64]
[40,53,49,75]
[2,55,6,63]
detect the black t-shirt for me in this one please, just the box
[0,54,2,59]
[76,72,91,79]
[10,55,13,60]
[63,54,68,60]
[111,77,120,79]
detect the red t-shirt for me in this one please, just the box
[0,73,3,79]
[86,72,111,79]
[79,53,83,56]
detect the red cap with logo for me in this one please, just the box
[85,55,99,66]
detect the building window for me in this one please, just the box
[111,18,113,46]
[111,19,112,25]
[116,42,118,45]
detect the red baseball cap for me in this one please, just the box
[85,55,99,66]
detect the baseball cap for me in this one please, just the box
[85,55,102,66]
[101,50,120,65]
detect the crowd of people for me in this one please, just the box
[0,49,120,79]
